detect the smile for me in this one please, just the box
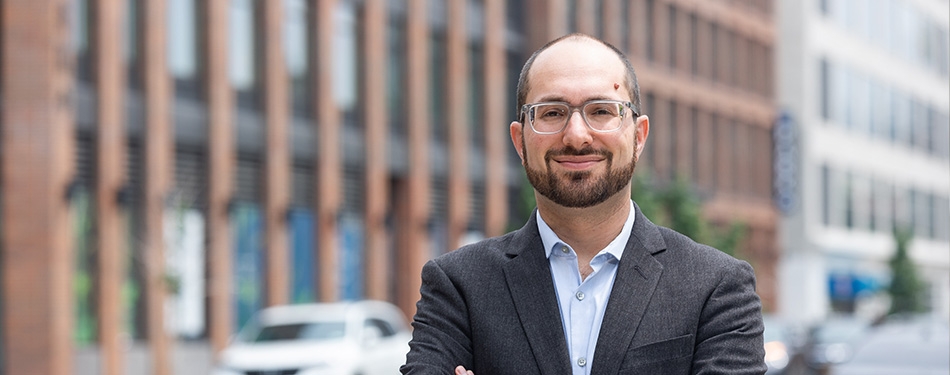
[551,156,605,170]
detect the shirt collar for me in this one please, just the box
[537,200,636,260]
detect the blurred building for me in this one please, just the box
[1,0,777,374]
[777,0,950,324]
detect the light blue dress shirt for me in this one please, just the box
[537,200,636,375]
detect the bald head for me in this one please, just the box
[515,33,641,121]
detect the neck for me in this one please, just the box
[536,189,631,258]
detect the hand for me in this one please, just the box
[455,365,474,375]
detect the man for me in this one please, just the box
[401,33,766,375]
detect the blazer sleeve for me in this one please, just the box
[691,260,767,375]
[401,259,474,375]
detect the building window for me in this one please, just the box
[334,1,358,125]
[668,100,678,181]
[690,107,699,183]
[668,4,677,68]
[643,92,656,173]
[170,0,201,99]
[388,11,407,136]
[430,31,447,142]
[230,0,259,109]
[645,0,654,62]
[710,23,719,83]
[821,165,831,227]
[285,0,311,117]
[73,0,92,82]
[689,13,698,76]
[844,171,854,229]
[126,0,141,88]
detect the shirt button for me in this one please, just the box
[577,357,587,367]
[560,245,569,253]
[575,291,585,301]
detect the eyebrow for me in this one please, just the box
[532,95,618,104]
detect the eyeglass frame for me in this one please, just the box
[519,99,640,135]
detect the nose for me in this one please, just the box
[561,110,593,148]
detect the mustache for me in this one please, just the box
[544,146,611,162]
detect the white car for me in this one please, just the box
[212,300,411,375]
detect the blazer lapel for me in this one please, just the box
[502,214,572,375]
[591,204,667,375]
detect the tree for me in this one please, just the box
[887,227,925,315]
[510,172,746,258]
[631,174,746,257]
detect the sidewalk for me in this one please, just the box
[74,340,214,375]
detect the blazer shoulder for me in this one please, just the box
[432,230,521,268]
[654,225,747,269]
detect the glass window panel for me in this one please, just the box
[869,0,889,48]
[821,165,831,227]
[229,0,256,91]
[911,99,929,152]
[668,4,676,67]
[388,11,407,136]
[169,0,198,80]
[430,32,447,141]
[851,72,870,135]
[892,91,911,145]
[73,0,92,81]
[285,0,310,116]
[125,0,139,64]
[820,58,831,121]
[285,0,308,79]
[893,186,911,231]
[871,178,891,233]
[334,2,358,120]
[646,0,655,62]
[937,196,950,241]
[690,13,698,76]
[870,81,890,140]
[832,63,849,126]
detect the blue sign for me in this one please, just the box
[773,111,799,215]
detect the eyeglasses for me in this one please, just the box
[521,100,639,135]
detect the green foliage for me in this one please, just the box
[632,174,746,258]
[887,227,926,315]
[509,170,746,258]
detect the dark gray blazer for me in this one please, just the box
[402,204,766,375]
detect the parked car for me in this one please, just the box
[763,314,806,375]
[828,314,950,375]
[803,315,871,374]
[211,300,411,375]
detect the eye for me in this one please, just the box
[538,106,566,119]
[586,103,618,117]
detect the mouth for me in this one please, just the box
[551,155,605,171]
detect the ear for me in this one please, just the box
[634,115,649,159]
[510,121,525,162]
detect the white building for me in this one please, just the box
[777,0,950,324]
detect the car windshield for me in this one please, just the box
[247,322,346,342]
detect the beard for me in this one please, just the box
[522,137,637,208]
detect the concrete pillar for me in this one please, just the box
[398,0,431,317]
[484,0,507,237]
[316,0,341,302]
[0,0,75,374]
[262,0,290,307]
[602,0,623,48]
[524,0,567,51]
[362,0,390,300]
[93,1,127,374]
[446,0,470,252]
[142,0,173,373]
[205,0,234,356]
[575,0,596,36]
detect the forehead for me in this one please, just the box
[527,39,627,102]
